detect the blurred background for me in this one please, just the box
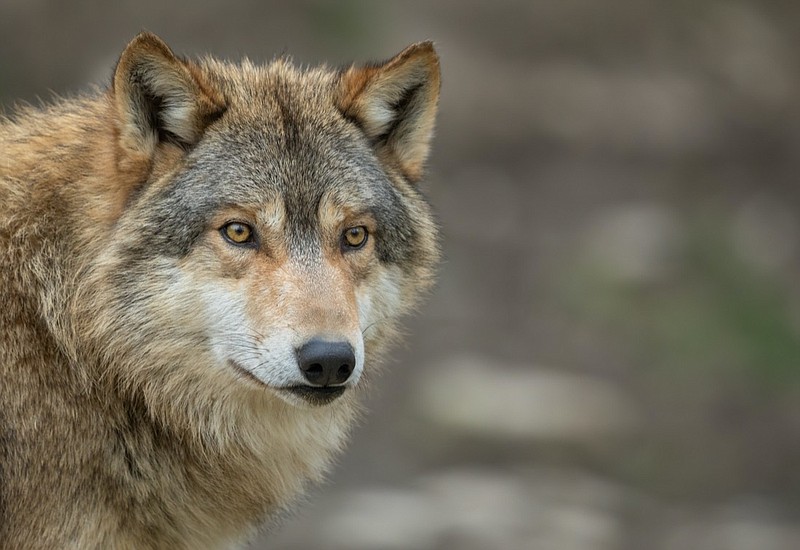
[3,1,800,548]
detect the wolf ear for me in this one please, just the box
[113,32,226,156]
[337,42,441,182]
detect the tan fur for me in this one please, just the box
[0,33,440,549]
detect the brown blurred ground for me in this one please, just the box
[3,1,800,549]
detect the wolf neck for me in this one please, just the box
[99,390,355,547]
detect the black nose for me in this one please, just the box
[296,339,355,387]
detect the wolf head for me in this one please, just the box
[71,33,440,438]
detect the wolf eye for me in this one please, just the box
[221,222,254,245]
[342,226,368,250]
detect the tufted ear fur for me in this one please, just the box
[112,32,226,157]
[337,42,441,182]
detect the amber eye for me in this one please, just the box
[221,222,254,245]
[342,226,368,249]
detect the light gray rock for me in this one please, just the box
[414,355,641,442]
[583,203,682,285]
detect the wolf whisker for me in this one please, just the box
[361,317,390,337]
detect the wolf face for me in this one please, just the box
[0,32,440,546]
[66,33,439,432]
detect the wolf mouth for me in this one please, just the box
[282,385,346,405]
[229,360,270,388]
[228,361,347,405]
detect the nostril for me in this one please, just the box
[307,364,323,375]
[335,364,352,384]
[301,362,326,385]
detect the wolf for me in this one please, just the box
[0,32,440,548]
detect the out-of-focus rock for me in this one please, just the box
[414,355,641,442]
[732,194,799,272]
[308,467,625,550]
[583,203,683,285]
[701,3,794,108]
[420,468,535,546]
[664,512,800,550]
[316,488,441,549]
[420,468,623,550]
